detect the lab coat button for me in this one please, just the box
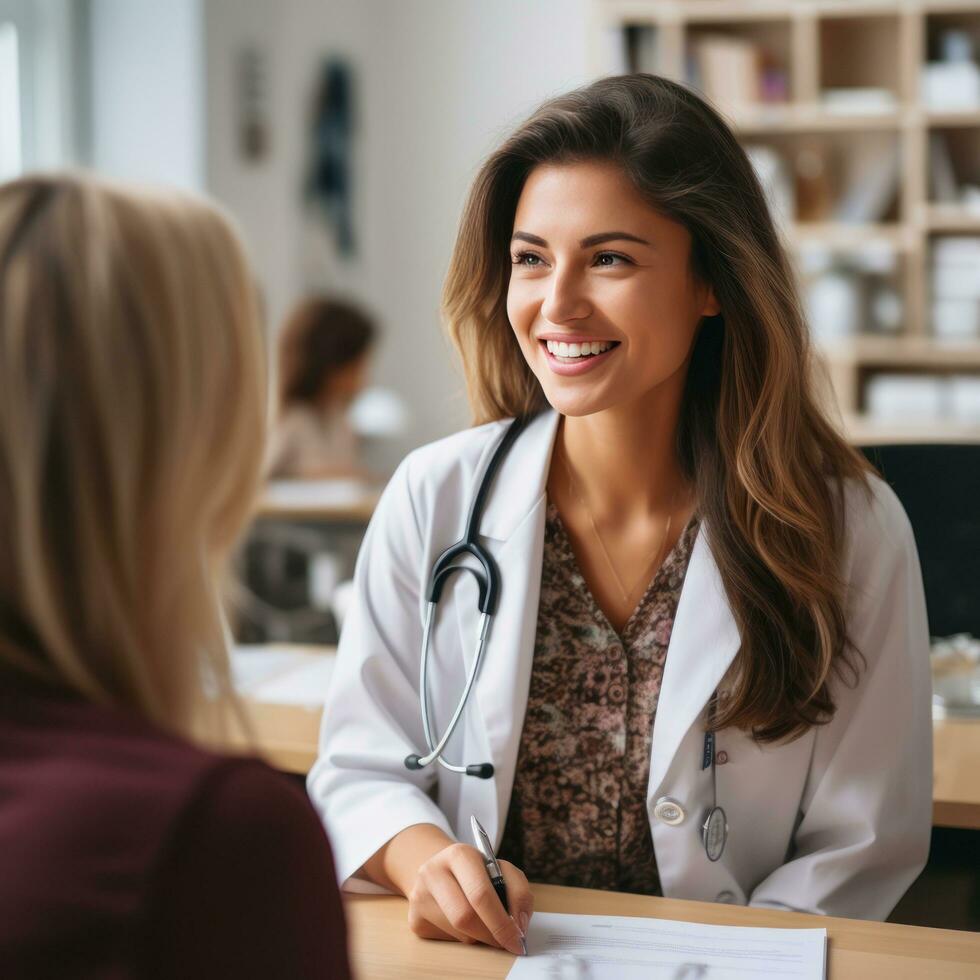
[653,797,686,826]
[715,750,729,765]
[715,890,737,904]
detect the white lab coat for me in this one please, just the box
[308,409,932,920]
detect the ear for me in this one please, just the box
[701,285,721,318]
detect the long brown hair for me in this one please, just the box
[443,74,871,743]
[0,173,266,734]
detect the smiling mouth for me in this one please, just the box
[540,339,621,360]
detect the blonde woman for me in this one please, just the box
[309,74,932,955]
[0,175,350,978]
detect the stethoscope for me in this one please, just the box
[403,413,532,780]
[403,412,728,862]
[700,694,728,861]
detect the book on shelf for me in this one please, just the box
[833,139,900,224]
[820,88,897,115]
[929,133,959,204]
[691,34,764,111]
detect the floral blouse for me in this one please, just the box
[497,499,700,895]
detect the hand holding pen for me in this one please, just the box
[471,815,528,956]
[403,820,532,955]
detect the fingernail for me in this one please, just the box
[515,913,529,956]
[508,917,525,956]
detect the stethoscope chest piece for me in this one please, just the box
[701,805,728,862]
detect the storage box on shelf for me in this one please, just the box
[931,234,980,340]
[592,0,980,444]
[924,7,980,112]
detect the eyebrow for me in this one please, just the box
[511,230,651,248]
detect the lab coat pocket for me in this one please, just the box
[712,726,814,889]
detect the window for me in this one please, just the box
[0,0,84,174]
[0,20,21,179]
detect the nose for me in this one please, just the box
[540,266,591,325]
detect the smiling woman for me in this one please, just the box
[501,160,721,628]
[308,74,931,950]
[506,162,719,418]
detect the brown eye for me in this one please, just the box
[594,252,630,267]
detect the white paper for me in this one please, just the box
[253,655,335,706]
[230,645,313,692]
[506,911,826,980]
[264,478,375,510]
[230,645,335,706]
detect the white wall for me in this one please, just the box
[89,0,204,190]
[203,0,381,364]
[204,0,591,466]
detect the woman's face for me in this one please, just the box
[506,160,720,419]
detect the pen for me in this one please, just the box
[470,814,527,956]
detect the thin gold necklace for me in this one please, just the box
[559,446,680,607]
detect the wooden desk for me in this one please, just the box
[345,885,980,979]
[201,646,333,772]
[225,647,980,831]
[933,718,980,831]
[257,479,379,523]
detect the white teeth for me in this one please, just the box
[545,339,615,359]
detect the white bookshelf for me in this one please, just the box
[591,0,980,444]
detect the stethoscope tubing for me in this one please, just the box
[415,606,491,772]
[404,415,532,779]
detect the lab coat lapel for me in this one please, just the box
[647,526,742,797]
[450,407,743,841]
[477,409,561,543]
[453,410,560,845]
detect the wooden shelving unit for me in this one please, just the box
[591,0,980,444]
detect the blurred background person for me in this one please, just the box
[267,295,377,481]
[0,173,350,979]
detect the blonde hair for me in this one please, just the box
[0,173,266,734]
[444,75,872,743]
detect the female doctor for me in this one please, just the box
[308,74,932,955]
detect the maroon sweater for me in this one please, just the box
[0,684,351,979]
